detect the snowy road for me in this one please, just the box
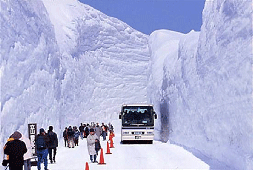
[31,132,209,170]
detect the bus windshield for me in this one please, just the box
[121,106,154,126]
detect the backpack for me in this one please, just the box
[36,135,46,150]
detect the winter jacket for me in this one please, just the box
[4,139,27,166]
[3,137,14,161]
[20,134,33,160]
[95,126,102,137]
[35,134,50,150]
[102,125,106,132]
[84,127,89,137]
[79,125,84,132]
[87,134,98,155]
[63,130,68,139]
[108,124,114,131]
[47,131,58,148]
[74,130,80,140]
[95,140,101,151]
[67,128,75,138]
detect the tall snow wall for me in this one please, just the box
[1,0,62,158]
[0,0,150,158]
[148,0,253,169]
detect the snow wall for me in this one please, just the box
[147,0,253,170]
[0,0,149,158]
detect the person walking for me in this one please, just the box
[67,126,75,148]
[4,131,27,170]
[63,127,68,147]
[35,128,50,170]
[79,123,84,140]
[87,129,99,163]
[95,139,101,156]
[101,123,107,141]
[108,123,114,132]
[74,127,80,146]
[84,124,89,138]
[20,133,33,170]
[95,123,102,140]
[47,126,58,163]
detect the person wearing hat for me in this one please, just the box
[35,128,50,170]
[4,131,27,170]
[87,128,99,163]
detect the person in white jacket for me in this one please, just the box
[87,128,99,163]
[20,134,33,170]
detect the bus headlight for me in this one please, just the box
[123,132,129,134]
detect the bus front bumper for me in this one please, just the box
[121,134,154,141]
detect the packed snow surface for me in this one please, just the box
[30,121,209,170]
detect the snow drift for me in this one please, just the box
[148,0,253,169]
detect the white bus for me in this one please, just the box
[119,104,157,144]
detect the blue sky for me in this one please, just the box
[79,0,206,35]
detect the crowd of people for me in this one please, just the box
[3,126,58,170]
[63,122,114,148]
[2,122,114,170]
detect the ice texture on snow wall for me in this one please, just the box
[0,0,62,157]
[148,0,253,169]
[41,0,150,124]
[0,0,150,158]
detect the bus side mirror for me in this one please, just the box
[119,114,122,119]
[154,113,157,119]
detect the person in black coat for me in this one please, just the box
[67,126,75,148]
[84,124,89,138]
[79,123,84,139]
[4,131,27,170]
[63,127,68,147]
[47,126,58,163]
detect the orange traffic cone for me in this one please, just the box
[98,148,106,165]
[106,141,112,154]
[109,138,115,148]
[85,162,89,170]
